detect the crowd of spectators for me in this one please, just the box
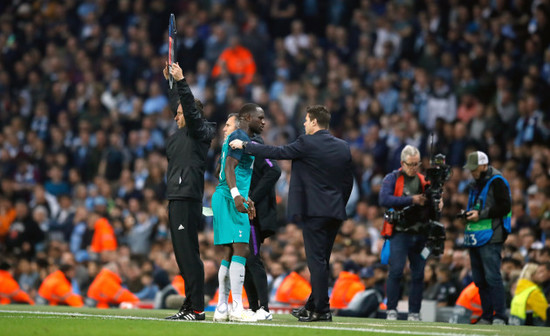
[1,0,550,316]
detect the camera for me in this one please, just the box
[423,153,451,256]
[426,220,446,256]
[424,153,451,221]
[384,206,422,227]
[456,210,469,220]
[384,153,451,257]
[384,208,404,225]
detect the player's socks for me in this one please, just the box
[217,259,230,308]
[214,261,231,322]
[230,255,246,310]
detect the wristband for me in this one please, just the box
[242,141,248,149]
[230,187,240,199]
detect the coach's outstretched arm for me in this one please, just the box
[229,136,306,160]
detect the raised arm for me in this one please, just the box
[169,63,216,141]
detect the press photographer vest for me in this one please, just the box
[464,175,511,247]
[394,171,428,198]
[381,170,428,238]
[396,172,429,231]
[380,171,429,263]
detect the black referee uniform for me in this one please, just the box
[166,78,216,314]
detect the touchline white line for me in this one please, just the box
[0,310,492,336]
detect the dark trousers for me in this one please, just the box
[469,243,506,321]
[302,216,341,314]
[386,232,427,313]
[168,200,204,311]
[244,224,269,311]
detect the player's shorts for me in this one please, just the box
[212,191,250,245]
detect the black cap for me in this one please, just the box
[373,263,388,272]
[359,267,374,279]
[0,261,10,270]
[343,260,361,273]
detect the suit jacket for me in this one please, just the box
[245,130,353,221]
[249,135,281,238]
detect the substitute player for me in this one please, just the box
[212,104,264,322]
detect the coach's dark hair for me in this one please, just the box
[169,94,180,116]
[238,103,260,119]
[306,105,330,128]
[169,96,203,116]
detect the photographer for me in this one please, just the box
[462,151,511,325]
[379,145,430,321]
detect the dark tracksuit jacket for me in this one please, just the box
[166,78,215,311]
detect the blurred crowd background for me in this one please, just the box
[1,0,550,315]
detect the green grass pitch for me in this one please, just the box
[0,305,547,336]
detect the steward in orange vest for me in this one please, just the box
[38,264,83,307]
[451,282,482,324]
[89,214,117,254]
[0,261,34,305]
[275,264,311,307]
[0,197,16,243]
[87,263,138,308]
[211,37,256,89]
[336,267,384,317]
[172,275,185,296]
[330,267,365,309]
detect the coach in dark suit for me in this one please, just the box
[230,105,353,322]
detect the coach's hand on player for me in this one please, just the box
[229,139,243,149]
[169,62,184,81]
[234,195,248,213]
[247,198,256,219]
